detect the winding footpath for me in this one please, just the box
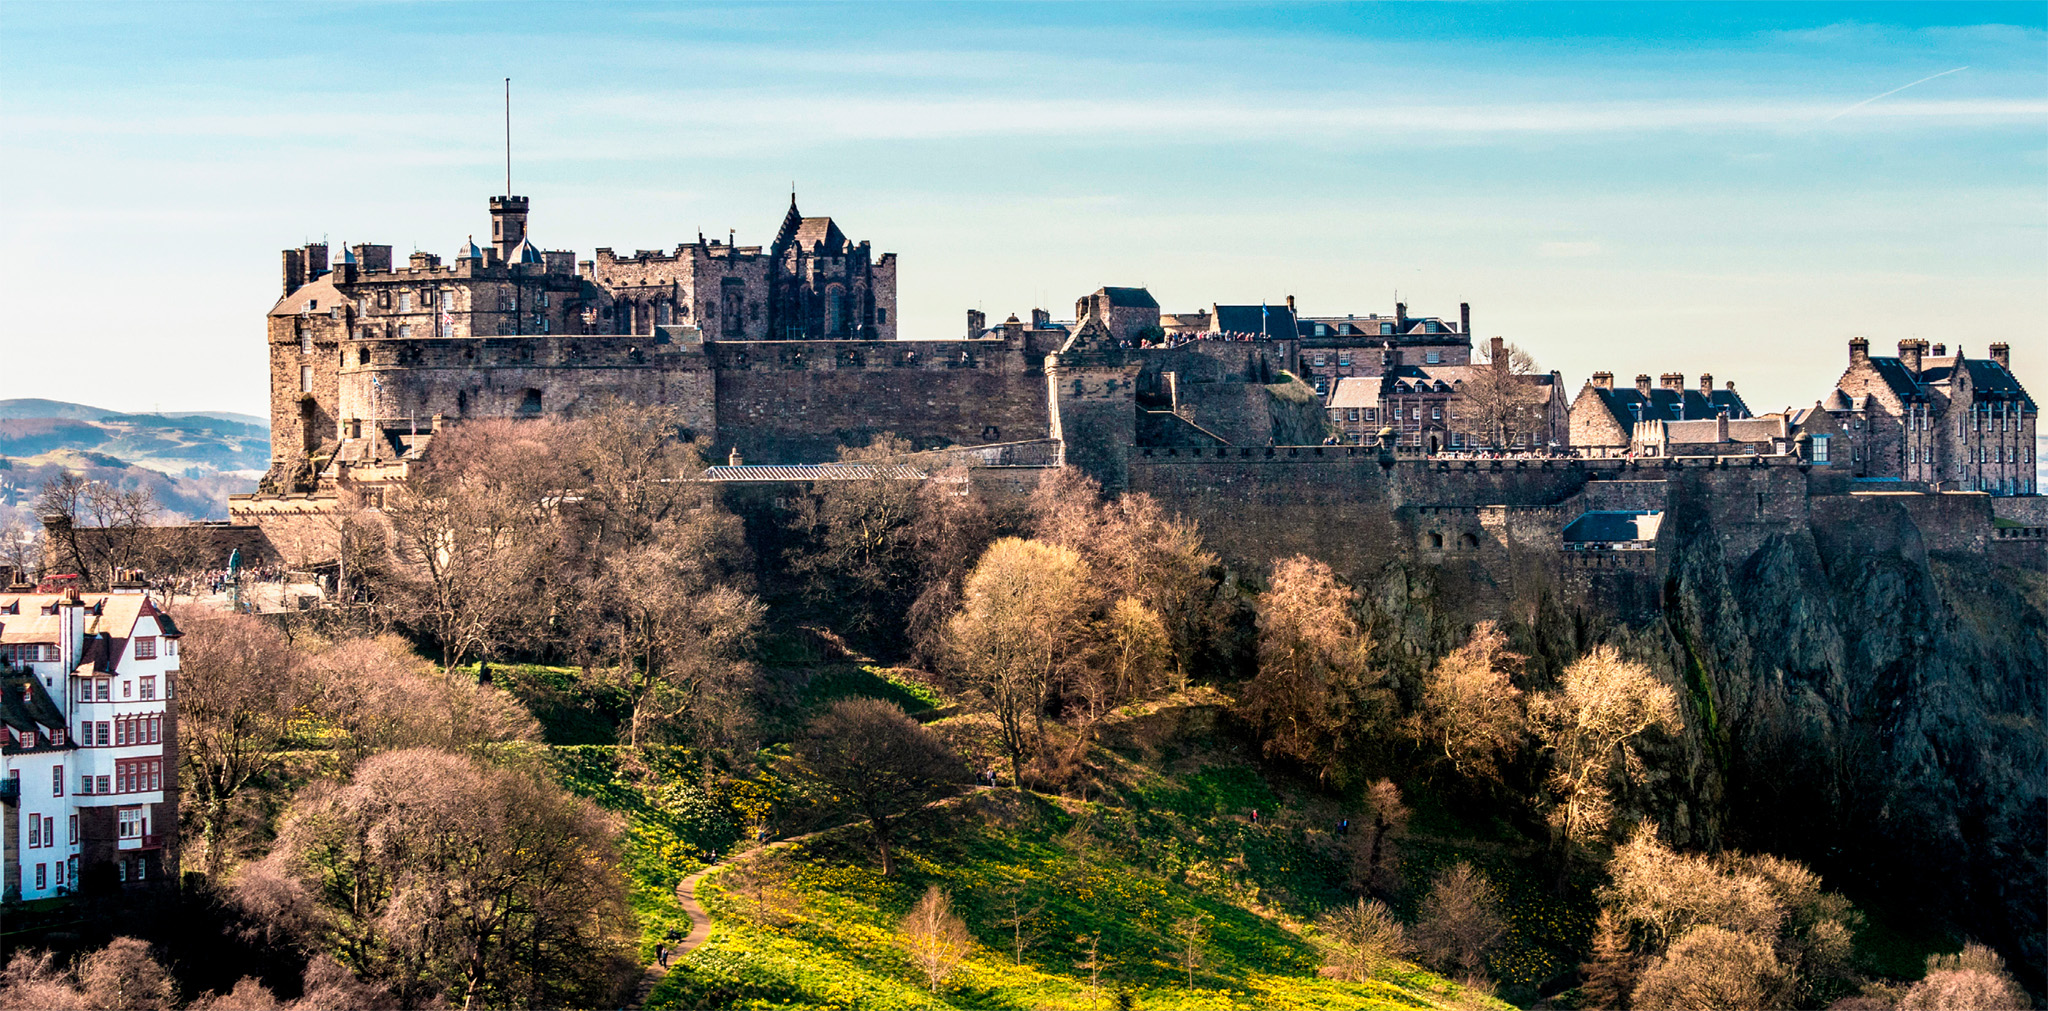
[626,788,998,1009]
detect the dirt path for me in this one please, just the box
[626,787,1004,1009]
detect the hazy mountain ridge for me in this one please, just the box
[0,399,268,526]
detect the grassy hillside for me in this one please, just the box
[506,660,1530,1011]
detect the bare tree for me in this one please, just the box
[1345,778,1410,897]
[0,517,42,583]
[1315,897,1406,983]
[1459,340,1546,449]
[1409,621,1527,784]
[899,886,972,996]
[1578,909,1638,1011]
[1410,862,1507,980]
[795,698,960,875]
[0,937,176,1011]
[36,474,160,588]
[1631,926,1789,1011]
[719,848,803,928]
[306,635,540,766]
[257,748,635,1010]
[1898,943,2030,1010]
[383,419,570,670]
[945,537,1099,788]
[784,433,925,641]
[177,609,317,880]
[1531,646,1681,844]
[1169,914,1210,987]
[1236,556,1389,782]
[992,881,1048,966]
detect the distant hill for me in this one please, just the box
[0,399,269,525]
[0,399,269,475]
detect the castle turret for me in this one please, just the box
[490,195,530,260]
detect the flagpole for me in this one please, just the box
[504,78,512,195]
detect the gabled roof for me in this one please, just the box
[1099,287,1159,309]
[1563,510,1664,544]
[1211,304,1297,340]
[1919,357,2037,411]
[1864,357,1929,402]
[269,275,349,317]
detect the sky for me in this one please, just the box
[1,1,2043,422]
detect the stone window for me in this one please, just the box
[1425,351,1441,364]
[378,291,390,309]
[540,291,550,308]
[519,389,543,415]
[399,292,412,312]
[300,331,313,354]
[399,324,412,339]
[877,307,888,325]
[299,366,313,393]
[421,289,434,307]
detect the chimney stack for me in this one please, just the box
[1699,374,1714,395]
[1898,339,1925,374]
[1849,336,1869,365]
[1031,308,1050,329]
[1285,294,1295,313]
[1592,371,1615,390]
[1395,302,1408,326]
[1989,342,2010,369]
[1460,302,1471,336]
[1489,336,1506,369]
[1716,409,1730,443]
[1635,374,1653,394]
[966,309,987,339]
[728,447,743,467]
[1660,372,1685,391]
[1930,343,1946,357]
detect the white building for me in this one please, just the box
[2,584,180,901]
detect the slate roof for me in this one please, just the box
[1100,287,1159,309]
[1864,358,1930,402]
[1562,511,1664,544]
[795,217,848,253]
[703,463,927,483]
[1919,357,2037,411]
[1,670,67,734]
[1211,304,1297,340]
[1588,386,1751,426]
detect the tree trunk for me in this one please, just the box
[202,796,231,880]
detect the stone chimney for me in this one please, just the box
[727,447,743,467]
[1635,374,1653,394]
[966,309,986,339]
[1898,339,1925,374]
[1592,371,1615,390]
[1285,295,1295,313]
[1660,373,1685,391]
[1725,380,1736,391]
[1699,374,1714,395]
[1931,343,1947,358]
[1849,336,1868,365]
[1717,409,1730,443]
[1989,342,2010,369]
[1395,302,1408,327]
[1031,308,1050,329]
[1489,337,1506,369]
[1460,302,1471,335]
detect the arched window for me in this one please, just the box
[825,284,848,336]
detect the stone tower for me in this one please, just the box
[489,196,530,260]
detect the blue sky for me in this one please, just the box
[1,2,2042,421]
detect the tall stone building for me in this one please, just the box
[1824,338,2036,494]
[265,194,896,488]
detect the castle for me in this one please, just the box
[229,191,2043,607]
